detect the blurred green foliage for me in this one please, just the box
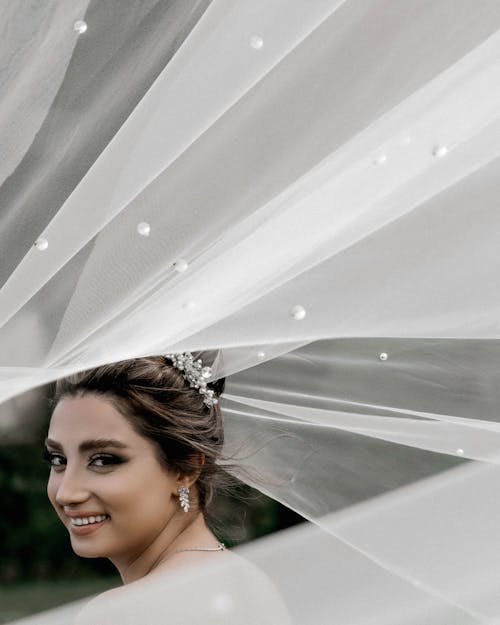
[0,578,119,624]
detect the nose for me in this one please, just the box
[52,467,91,507]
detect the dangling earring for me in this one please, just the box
[178,485,190,513]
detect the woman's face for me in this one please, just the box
[46,393,180,563]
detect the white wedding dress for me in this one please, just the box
[75,551,291,625]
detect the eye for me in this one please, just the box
[89,453,123,468]
[43,450,66,471]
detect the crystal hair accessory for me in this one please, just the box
[164,352,218,407]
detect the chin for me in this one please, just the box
[69,536,110,559]
[71,543,106,558]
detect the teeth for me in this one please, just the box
[70,514,108,526]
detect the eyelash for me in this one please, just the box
[42,451,123,471]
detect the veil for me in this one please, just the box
[2,0,500,623]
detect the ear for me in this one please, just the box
[187,453,205,483]
[173,454,205,491]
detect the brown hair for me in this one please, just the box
[50,354,235,522]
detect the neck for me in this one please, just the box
[112,511,208,584]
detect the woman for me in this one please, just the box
[44,353,291,624]
[44,353,231,581]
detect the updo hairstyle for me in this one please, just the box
[50,354,230,518]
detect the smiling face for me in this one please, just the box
[46,392,181,564]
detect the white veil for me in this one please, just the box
[2,0,500,623]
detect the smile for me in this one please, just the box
[68,515,110,535]
[70,514,109,526]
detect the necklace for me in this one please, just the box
[167,542,226,557]
[148,542,226,574]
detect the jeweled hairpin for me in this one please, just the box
[164,352,218,408]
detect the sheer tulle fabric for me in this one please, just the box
[2,1,500,623]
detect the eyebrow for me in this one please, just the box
[44,438,128,453]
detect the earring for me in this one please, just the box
[178,485,190,513]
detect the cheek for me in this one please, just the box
[46,473,66,523]
[105,469,175,522]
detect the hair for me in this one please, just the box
[49,354,237,525]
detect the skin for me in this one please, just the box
[46,392,223,584]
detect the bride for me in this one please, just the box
[44,353,291,624]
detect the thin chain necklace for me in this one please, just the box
[148,542,226,574]
[167,542,226,557]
